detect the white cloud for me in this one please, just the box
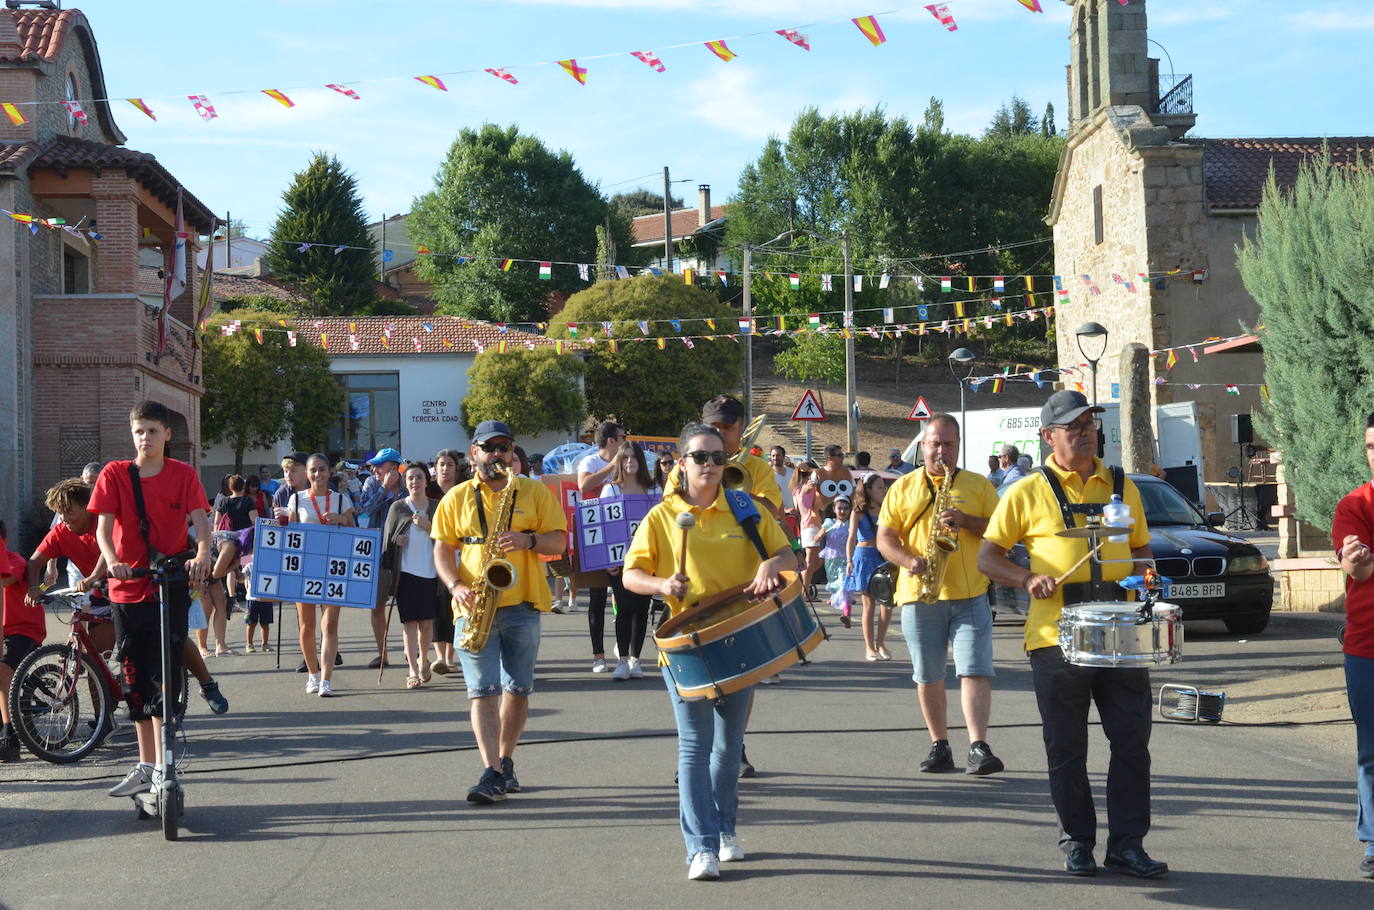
[1286,10,1374,30]
[1151,5,1234,27]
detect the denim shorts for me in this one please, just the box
[454,602,541,698]
[900,593,995,683]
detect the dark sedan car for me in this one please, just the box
[1131,473,1274,634]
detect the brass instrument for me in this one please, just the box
[458,463,519,653]
[721,412,767,490]
[912,458,959,603]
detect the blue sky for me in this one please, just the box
[76,0,1370,242]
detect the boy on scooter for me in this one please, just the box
[90,400,212,797]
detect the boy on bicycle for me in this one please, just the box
[90,400,213,797]
[26,479,113,654]
[1,520,44,762]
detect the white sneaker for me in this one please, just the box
[687,851,720,880]
[719,834,745,862]
[591,658,609,673]
[305,674,320,695]
[318,679,335,697]
[611,659,630,681]
[760,674,782,685]
[108,763,152,797]
[627,657,644,679]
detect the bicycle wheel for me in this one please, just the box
[8,644,112,763]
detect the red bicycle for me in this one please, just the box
[7,588,185,763]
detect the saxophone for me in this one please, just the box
[458,463,519,653]
[913,458,959,603]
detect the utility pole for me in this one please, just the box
[379,213,386,281]
[662,166,673,274]
[742,244,753,420]
[224,209,231,270]
[842,230,857,455]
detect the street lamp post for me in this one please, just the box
[948,347,976,470]
[1075,321,1109,456]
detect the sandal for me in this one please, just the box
[420,670,432,683]
[406,675,421,689]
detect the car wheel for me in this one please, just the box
[1224,614,1270,635]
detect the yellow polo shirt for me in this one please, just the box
[430,474,567,612]
[878,467,999,605]
[983,457,1151,652]
[625,488,791,619]
[664,451,782,511]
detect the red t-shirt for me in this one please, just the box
[1332,482,1374,660]
[88,458,210,604]
[1,551,44,643]
[37,521,102,578]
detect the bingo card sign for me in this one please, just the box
[249,519,382,609]
[574,493,657,573]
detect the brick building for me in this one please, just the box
[0,6,216,540]
[1047,0,1371,487]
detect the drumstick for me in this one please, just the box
[1054,542,1104,586]
[675,512,696,578]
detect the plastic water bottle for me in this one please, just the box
[1102,494,1130,543]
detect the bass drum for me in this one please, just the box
[655,571,824,700]
[1058,601,1182,668]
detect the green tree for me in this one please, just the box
[262,153,380,316]
[611,188,682,219]
[200,312,343,470]
[1042,102,1057,138]
[461,347,586,436]
[775,332,845,386]
[547,275,742,434]
[921,97,946,135]
[1238,153,1374,528]
[986,94,1039,137]
[409,124,634,323]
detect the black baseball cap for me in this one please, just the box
[472,420,516,444]
[701,395,745,425]
[1040,390,1104,428]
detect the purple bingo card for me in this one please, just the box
[574,493,658,573]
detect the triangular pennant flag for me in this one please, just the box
[61,99,87,124]
[557,59,588,85]
[485,68,519,85]
[705,40,736,62]
[188,95,217,120]
[262,89,295,108]
[1015,0,1044,12]
[704,318,716,331]
[630,50,666,72]
[1166,350,1178,370]
[925,3,958,31]
[4,102,31,125]
[326,83,361,100]
[415,75,448,91]
[127,98,157,120]
[776,29,811,50]
[852,15,887,46]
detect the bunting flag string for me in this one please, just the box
[705,40,737,62]
[485,68,519,85]
[925,3,959,30]
[557,59,589,85]
[2,101,27,125]
[414,75,448,92]
[325,84,361,100]
[631,50,666,72]
[777,29,811,50]
[852,15,888,46]
[262,89,295,108]
[188,95,217,120]
[127,98,157,120]
[966,330,1260,385]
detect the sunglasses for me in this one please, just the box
[683,450,728,466]
[478,440,512,453]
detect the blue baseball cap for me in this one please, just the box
[366,447,403,466]
[472,420,515,445]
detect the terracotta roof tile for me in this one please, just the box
[631,204,727,246]
[30,136,218,232]
[0,8,75,63]
[288,315,585,356]
[0,141,40,170]
[1194,137,1374,210]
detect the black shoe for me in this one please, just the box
[839,613,852,628]
[0,732,20,763]
[966,741,1004,776]
[367,655,388,669]
[1103,847,1168,878]
[296,659,309,673]
[739,746,755,779]
[466,767,507,804]
[500,756,521,793]
[1064,846,1097,877]
[1360,854,1374,879]
[919,740,954,773]
[335,652,343,666]
[199,680,229,714]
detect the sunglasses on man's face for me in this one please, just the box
[683,450,728,466]
[479,441,512,454]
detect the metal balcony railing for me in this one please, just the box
[1155,73,1193,116]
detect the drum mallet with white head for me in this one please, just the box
[675,512,696,577]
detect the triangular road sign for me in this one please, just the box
[906,395,933,421]
[791,389,826,421]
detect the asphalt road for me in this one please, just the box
[1,602,1368,908]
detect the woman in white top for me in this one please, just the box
[383,462,439,689]
[286,453,355,697]
[603,441,661,680]
[428,448,465,676]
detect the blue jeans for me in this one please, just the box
[1345,653,1374,846]
[454,603,541,698]
[663,669,751,862]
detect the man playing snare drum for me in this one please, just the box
[977,390,1164,879]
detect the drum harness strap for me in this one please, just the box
[1038,465,1126,606]
[726,490,826,661]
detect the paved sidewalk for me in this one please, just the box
[1,605,1368,907]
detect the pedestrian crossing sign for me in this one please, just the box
[791,389,826,421]
[906,396,933,421]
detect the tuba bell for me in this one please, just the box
[722,413,767,490]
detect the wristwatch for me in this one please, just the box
[527,532,538,550]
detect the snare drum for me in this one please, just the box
[1058,601,1182,668]
[655,571,824,700]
